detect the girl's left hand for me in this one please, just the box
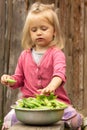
[38,86,55,94]
[38,77,62,94]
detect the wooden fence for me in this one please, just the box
[0,0,87,125]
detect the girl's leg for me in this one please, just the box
[62,106,83,130]
[64,113,82,130]
[70,113,82,129]
[2,109,18,130]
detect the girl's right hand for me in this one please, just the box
[1,74,16,86]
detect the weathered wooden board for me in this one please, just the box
[0,0,87,122]
[83,1,87,111]
[8,122,64,130]
[0,0,6,122]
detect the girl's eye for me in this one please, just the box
[41,26,48,31]
[31,27,37,32]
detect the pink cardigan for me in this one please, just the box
[11,47,71,104]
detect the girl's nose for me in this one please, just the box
[36,29,42,35]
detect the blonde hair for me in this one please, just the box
[22,2,64,49]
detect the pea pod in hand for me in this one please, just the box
[7,79,16,83]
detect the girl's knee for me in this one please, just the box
[70,113,83,129]
[64,113,83,130]
[2,109,18,129]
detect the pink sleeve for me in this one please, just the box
[53,50,66,82]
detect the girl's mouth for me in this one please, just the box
[36,38,44,42]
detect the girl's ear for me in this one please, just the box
[53,31,56,37]
[53,33,55,40]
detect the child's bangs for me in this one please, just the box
[28,10,54,26]
[41,10,54,26]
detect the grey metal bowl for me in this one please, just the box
[11,105,65,125]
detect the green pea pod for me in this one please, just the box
[7,79,16,83]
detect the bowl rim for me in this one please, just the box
[11,105,67,112]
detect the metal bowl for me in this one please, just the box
[11,105,65,125]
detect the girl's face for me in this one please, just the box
[29,15,55,51]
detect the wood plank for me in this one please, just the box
[68,0,84,110]
[8,121,64,130]
[5,0,26,114]
[0,0,6,120]
[84,1,87,109]
[0,0,87,120]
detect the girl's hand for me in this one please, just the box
[38,77,62,94]
[38,85,55,95]
[1,74,16,87]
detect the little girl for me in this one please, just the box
[1,2,83,130]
